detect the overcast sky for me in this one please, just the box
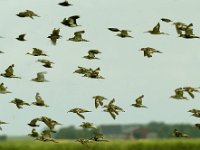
[0,0,200,136]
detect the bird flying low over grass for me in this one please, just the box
[16,34,26,41]
[61,15,80,27]
[108,28,133,38]
[139,47,162,58]
[16,10,40,19]
[83,49,101,60]
[27,48,47,56]
[145,22,169,35]
[40,116,62,132]
[131,95,148,108]
[92,95,107,108]
[67,108,92,119]
[9,98,30,109]
[32,92,49,107]
[170,87,188,100]
[32,72,48,82]
[90,129,109,142]
[172,129,189,137]
[80,122,96,129]
[0,64,21,79]
[28,128,39,138]
[58,0,72,6]
[47,28,61,45]
[76,138,93,147]
[37,59,54,68]
[0,83,11,94]
[103,98,125,120]
[35,130,58,143]
[0,120,8,130]
[68,30,88,42]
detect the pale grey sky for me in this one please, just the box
[0,0,200,136]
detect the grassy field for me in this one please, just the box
[0,139,200,150]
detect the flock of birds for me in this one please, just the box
[0,0,200,146]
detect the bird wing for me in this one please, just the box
[109,112,116,120]
[188,91,195,99]
[95,100,99,108]
[152,23,160,33]
[108,28,120,32]
[77,113,85,119]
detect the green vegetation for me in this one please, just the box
[0,139,200,150]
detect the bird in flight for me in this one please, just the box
[68,30,88,42]
[0,83,11,94]
[58,0,72,6]
[27,48,47,56]
[32,92,49,107]
[16,10,40,19]
[16,34,26,41]
[172,129,189,137]
[170,88,188,100]
[161,18,173,23]
[67,108,91,119]
[139,47,162,58]
[145,22,168,35]
[47,28,61,45]
[83,49,101,60]
[37,59,54,68]
[108,28,133,38]
[92,95,107,108]
[131,95,147,108]
[9,98,30,109]
[61,15,80,27]
[32,72,48,82]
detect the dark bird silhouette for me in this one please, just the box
[32,72,48,82]
[108,28,133,38]
[131,95,147,108]
[80,122,96,129]
[67,108,91,119]
[161,18,173,23]
[28,118,42,127]
[83,49,101,60]
[28,129,39,138]
[173,22,193,35]
[17,10,40,19]
[188,109,200,114]
[195,123,200,129]
[90,129,109,142]
[32,92,49,107]
[140,47,162,57]
[92,95,107,108]
[40,116,62,132]
[27,48,47,56]
[68,30,88,42]
[73,66,90,74]
[58,0,72,6]
[173,129,188,137]
[183,86,200,98]
[145,22,168,35]
[16,34,26,41]
[10,98,30,109]
[47,28,61,45]
[61,15,80,27]
[0,120,8,130]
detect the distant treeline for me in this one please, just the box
[55,122,200,139]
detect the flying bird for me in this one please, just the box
[32,72,48,82]
[183,86,200,99]
[83,49,101,60]
[92,95,107,108]
[27,48,47,56]
[145,22,168,35]
[37,59,54,68]
[1,64,21,78]
[139,47,162,57]
[131,95,147,108]
[28,129,40,138]
[161,18,173,23]
[67,108,91,119]
[108,28,133,38]
[68,30,88,42]
[172,129,189,137]
[0,83,11,94]
[80,122,96,129]
[10,98,30,109]
[61,15,80,27]
[0,121,8,130]
[16,34,26,41]
[17,10,40,19]
[58,0,72,6]
[28,118,42,127]
[170,88,188,100]
[32,92,49,107]
[47,28,61,45]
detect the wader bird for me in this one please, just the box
[139,47,162,57]
[32,72,48,82]
[37,59,54,68]
[92,95,107,108]
[40,116,62,132]
[131,95,147,108]
[0,83,11,94]
[47,28,61,45]
[16,34,26,41]
[108,28,133,38]
[68,30,88,42]
[173,129,188,137]
[170,88,188,100]
[80,122,96,129]
[36,130,58,143]
[67,108,91,119]
[28,118,42,127]
[145,22,168,35]
[61,15,80,27]
[1,64,21,78]
[83,49,101,60]
[32,92,49,107]
[10,98,30,109]
[27,48,47,56]
[28,129,39,138]
[58,0,72,6]
[17,10,40,19]
[173,22,193,35]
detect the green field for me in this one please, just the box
[0,139,200,150]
